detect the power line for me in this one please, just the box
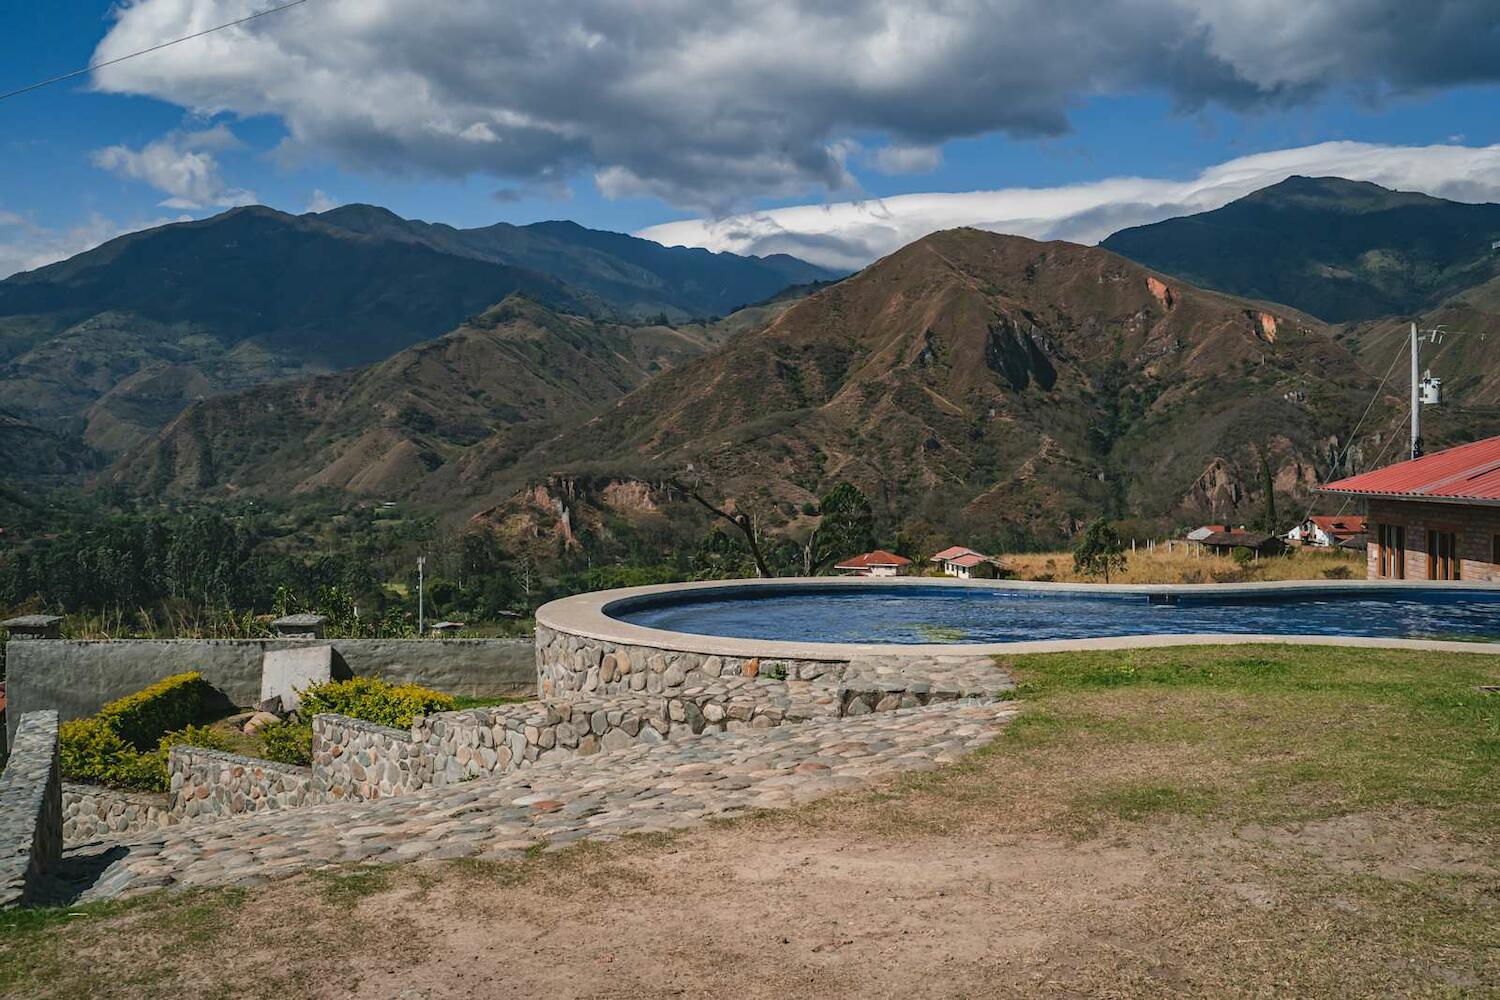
[0,0,313,103]
[1296,336,1408,525]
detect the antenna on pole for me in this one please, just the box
[1410,322,1422,459]
[1409,322,1471,460]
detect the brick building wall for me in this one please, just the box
[1364,498,1500,583]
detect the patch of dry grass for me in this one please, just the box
[1002,544,1363,584]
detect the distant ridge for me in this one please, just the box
[0,204,840,467]
[1101,176,1500,322]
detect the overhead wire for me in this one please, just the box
[0,0,312,103]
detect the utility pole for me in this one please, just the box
[417,554,426,637]
[1410,321,1422,459]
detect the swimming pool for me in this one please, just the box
[607,582,1500,644]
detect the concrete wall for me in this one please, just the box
[1366,499,1500,582]
[0,711,62,907]
[6,637,535,743]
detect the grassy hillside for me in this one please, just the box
[496,228,1381,545]
[104,296,774,502]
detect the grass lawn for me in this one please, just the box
[1,645,1495,998]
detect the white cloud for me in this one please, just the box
[872,144,943,175]
[0,210,188,280]
[91,123,256,210]
[638,141,1500,270]
[87,0,1500,213]
[305,189,340,213]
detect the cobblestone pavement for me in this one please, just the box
[49,701,1016,903]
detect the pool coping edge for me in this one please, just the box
[535,577,1500,660]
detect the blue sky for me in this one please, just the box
[4,1,1500,274]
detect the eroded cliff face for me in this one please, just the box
[470,474,686,555]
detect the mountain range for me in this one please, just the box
[0,205,841,468]
[12,176,1500,552]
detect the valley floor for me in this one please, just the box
[1,644,1495,999]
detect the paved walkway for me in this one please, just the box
[49,700,1017,903]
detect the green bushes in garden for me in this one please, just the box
[58,671,229,791]
[258,720,313,767]
[299,677,454,729]
[254,677,455,766]
[93,671,221,750]
[60,716,232,792]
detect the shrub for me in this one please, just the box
[259,720,314,767]
[59,718,231,792]
[95,672,219,750]
[1232,546,1256,567]
[1322,565,1354,580]
[299,677,455,729]
[58,673,228,791]
[59,718,154,788]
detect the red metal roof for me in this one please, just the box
[835,549,912,569]
[930,545,979,562]
[1319,435,1500,505]
[947,553,991,567]
[1307,514,1366,536]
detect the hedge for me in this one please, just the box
[60,718,232,792]
[258,721,313,767]
[95,671,220,750]
[59,671,228,791]
[299,677,454,729]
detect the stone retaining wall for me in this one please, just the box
[313,715,431,802]
[168,747,316,821]
[416,675,820,787]
[0,711,62,907]
[62,784,175,843]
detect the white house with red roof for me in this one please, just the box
[833,549,912,577]
[1286,514,1367,548]
[929,545,1000,579]
[1319,434,1500,582]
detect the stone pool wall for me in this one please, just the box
[534,623,847,699]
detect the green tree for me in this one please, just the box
[1258,452,1279,535]
[799,482,876,575]
[1073,518,1128,583]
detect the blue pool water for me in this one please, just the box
[610,585,1500,644]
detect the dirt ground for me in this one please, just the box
[4,645,1496,999]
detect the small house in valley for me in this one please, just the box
[930,545,1001,579]
[1286,514,1367,547]
[1196,530,1282,556]
[1318,435,1500,582]
[1185,524,1228,541]
[834,550,912,577]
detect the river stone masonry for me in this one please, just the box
[313,714,431,801]
[0,711,62,907]
[55,700,1018,903]
[62,784,175,842]
[168,747,316,821]
[534,624,846,700]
